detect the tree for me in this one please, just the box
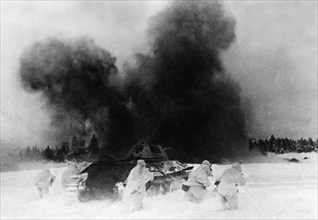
[18,148,25,160]
[25,146,32,160]
[78,136,86,154]
[55,148,64,162]
[71,135,79,154]
[61,141,70,155]
[44,146,54,160]
[308,137,314,146]
[32,146,42,160]
[88,134,100,159]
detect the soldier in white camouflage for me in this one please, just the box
[217,163,246,210]
[183,160,213,203]
[34,168,56,198]
[124,159,154,211]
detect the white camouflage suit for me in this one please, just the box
[34,168,56,198]
[61,163,79,188]
[217,163,246,210]
[184,160,213,203]
[124,160,154,211]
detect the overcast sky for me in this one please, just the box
[1,1,317,148]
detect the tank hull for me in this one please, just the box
[77,158,192,202]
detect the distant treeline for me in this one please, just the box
[249,135,318,154]
[18,134,100,162]
[15,135,318,165]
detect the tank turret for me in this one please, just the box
[76,142,193,202]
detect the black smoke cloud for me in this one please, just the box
[20,37,135,156]
[20,1,248,162]
[125,1,247,162]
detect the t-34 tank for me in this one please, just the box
[77,141,193,202]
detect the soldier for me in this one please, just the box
[34,168,56,198]
[217,163,246,210]
[62,162,88,204]
[61,162,79,188]
[183,160,213,203]
[124,160,154,211]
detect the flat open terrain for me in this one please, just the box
[1,153,317,219]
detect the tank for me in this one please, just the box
[76,141,193,202]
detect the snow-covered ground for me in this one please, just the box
[1,153,317,219]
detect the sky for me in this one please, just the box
[1,1,317,148]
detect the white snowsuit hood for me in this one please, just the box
[217,164,246,196]
[231,163,242,173]
[185,164,211,188]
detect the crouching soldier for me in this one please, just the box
[183,160,213,203]
[62,162,88,203]
[65,173,87,204]
[34,168,56,198]
[217,163,246,210]
[62,162,80,189]
[124,160,154,211]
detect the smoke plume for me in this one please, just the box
[19,1,248,162]
[125,1,247,162]
[19,37,135,156]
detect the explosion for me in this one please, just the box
[20,1,247,162]
[125,1,246,162]
[19,37,135,157]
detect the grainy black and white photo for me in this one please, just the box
[1,0,317,219]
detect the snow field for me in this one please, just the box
[1,153,317,219]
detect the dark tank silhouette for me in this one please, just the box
[77,141,193,202]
